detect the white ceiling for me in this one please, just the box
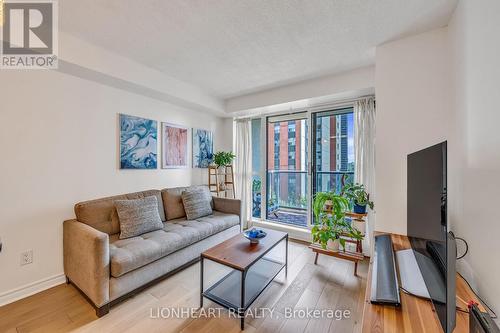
[60,0,457,99]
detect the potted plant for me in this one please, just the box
[341,183,374,214]
[213,151,236,170]
[212,151,236,189]
[311,192,363,251]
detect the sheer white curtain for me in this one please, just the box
[234,119,252,229]
[354,97,376,255]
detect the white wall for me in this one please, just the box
[225,66,375,113]
[376,0,500,317]
[375,27,453,235]
[448,0,500,317]
[59,32,225,115]
[0,68,229,304]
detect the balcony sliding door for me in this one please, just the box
[311,108,355,210]
[266,113,309,228]
[251,107,355,229]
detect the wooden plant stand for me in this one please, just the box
[320,211,367,253]
[345,211,368,253]
[310,211,367,276]
[208,165,235,198]
[309,244,364,276]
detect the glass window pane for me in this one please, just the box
[251,119,262,218]
[313,109,355,195]
[266,118,308,228]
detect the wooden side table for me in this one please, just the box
[201,229,288,330]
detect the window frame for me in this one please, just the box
[247,101,362,231]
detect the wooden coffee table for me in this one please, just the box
[200,228,288,330]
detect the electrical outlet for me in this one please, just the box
[21,249,33,266]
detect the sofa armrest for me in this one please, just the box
[213,197,242,218]
[63,219,110,307]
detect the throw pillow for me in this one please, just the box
[162,187,187,220]
[181,188,213,220]
[115,196,164,239]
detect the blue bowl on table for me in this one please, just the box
[243,229,267,244]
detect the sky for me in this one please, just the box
[347,113,355,163]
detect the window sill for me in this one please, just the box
[251,219,311,243]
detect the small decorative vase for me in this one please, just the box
[352,219,366,235]
[217,165,226,175]
[353,203,367,214]
[326,238,340,252]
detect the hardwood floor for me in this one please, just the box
[0,241,368,333]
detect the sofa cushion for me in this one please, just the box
[161,186,213,220]
[74,190,165,235]
[161,187,188,220]
[115,196,164,239]
[109,228,186,278]
[170,211,240,239]
[181,188,213,220]
[109,211,239,277]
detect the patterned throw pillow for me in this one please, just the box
[115,196,164,239]
[181,188,213,220]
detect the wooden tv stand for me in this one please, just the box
[362,232,485,333]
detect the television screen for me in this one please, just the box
[407,141,455,333]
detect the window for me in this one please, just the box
[273,123,280,169]
[251,119,262,218]
[312,108,355,195]
[266,115,308,227]
[248,107,356,229]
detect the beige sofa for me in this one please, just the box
[63,186,241,316]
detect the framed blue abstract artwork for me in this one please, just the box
[192,128,213,168]
[120,114,158,169]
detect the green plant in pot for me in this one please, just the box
[311,192,363,251]
[213,151,236,178]
[341,183,374,214]
[212,151,235,189]
[213,151,236,168]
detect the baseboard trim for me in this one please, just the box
[0,273,66,307]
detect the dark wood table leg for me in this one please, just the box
[314,252,319,265]
[285,235,288,277]
[354,261,358,276]
[240,270,247,330]
[200,256,204,308]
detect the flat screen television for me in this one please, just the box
[402,141,456,333]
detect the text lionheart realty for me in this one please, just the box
[150,307,352,320]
